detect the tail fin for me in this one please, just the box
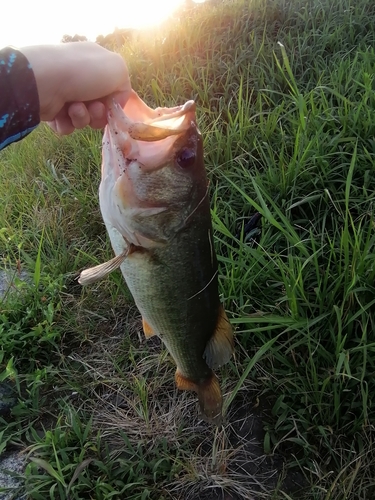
[175,370,223,425]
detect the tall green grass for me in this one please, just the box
[1,0,375,498]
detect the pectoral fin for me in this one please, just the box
[142,318,156,338]
[203,305,234,370]
[175,370,223,425]
[78,248,128,285]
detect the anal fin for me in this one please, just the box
[175,370,223,425]
[142,318,156,338]
[204,305,234,370]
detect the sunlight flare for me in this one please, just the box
[120,0,185,29]
[0,0,206,48]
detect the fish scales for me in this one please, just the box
[83,90,234,423]
[120,206,219,382]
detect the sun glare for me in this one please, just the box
[123,0,185,29]
[0,0,202,49]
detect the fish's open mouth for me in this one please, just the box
[105,91,197,171]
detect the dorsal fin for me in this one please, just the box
[203,305,234,370]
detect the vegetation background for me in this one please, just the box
[1,0,375,498]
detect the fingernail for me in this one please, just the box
[75,106,86,117]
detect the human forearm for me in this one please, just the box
[0,42,131,150]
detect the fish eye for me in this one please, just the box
[176,148,196,169]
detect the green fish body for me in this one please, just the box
[98,91,233,423]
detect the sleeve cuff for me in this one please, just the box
[0,47,40,149]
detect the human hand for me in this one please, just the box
[20,42,131,135]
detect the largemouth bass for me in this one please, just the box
[81,91,233,424]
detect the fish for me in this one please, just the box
[80,90,234,424]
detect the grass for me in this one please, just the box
[1,0,375,497]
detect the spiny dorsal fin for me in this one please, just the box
[78,248,128,285]
[203,305,234,370]
[142,318,156,338]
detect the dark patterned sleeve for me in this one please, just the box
[0,47,40,151]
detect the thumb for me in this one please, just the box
[109,89,132,109]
